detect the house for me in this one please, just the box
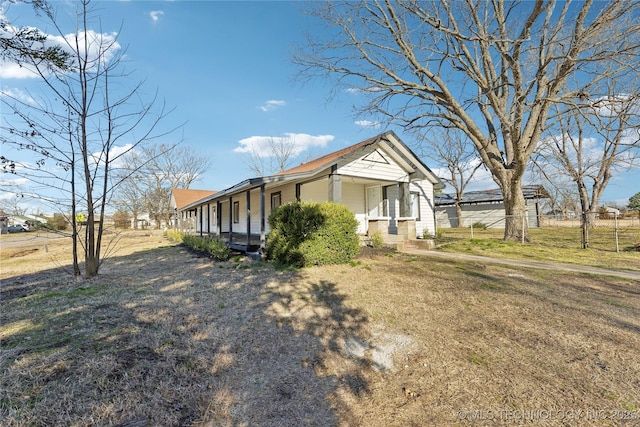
[177,131,444,252]
[435,185,549,228]
[599,206,621,218]
[170,188,218,230]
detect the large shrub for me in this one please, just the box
[182,234,230,261]
[267,201,360,267]
[46,213,68,230]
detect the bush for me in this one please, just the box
[46,213,68,231]
[113,210,131,229]
[165,229,184,243]
[267,201,360,267]
[471,221,487,230]
[182,234,230,261]
[369,231,384,249]
[432,228,445,240]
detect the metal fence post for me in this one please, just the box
[614,214,619,253]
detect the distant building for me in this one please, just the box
[435,185,549,228]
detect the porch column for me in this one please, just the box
[399,182,411,217]
[328,165,342,203]
[260,184,266,251]
[295,183,301,202]
[246,190,251,249]
[207,203,211,234]
[216,200,222,236]
[228,197,233,244]
[199,206,203,237]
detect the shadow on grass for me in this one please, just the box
[0,244,370,426]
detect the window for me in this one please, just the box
[411,192,421,220]
[271,192,282,212]
[233,201,240,223]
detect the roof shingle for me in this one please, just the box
[172,188,217,209]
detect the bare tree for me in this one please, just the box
[417,129,481,226]
[295,0,640,242]
[0,0,70,70]
[114,144,211,229]
[534,86,640,246]
[241,137,298,176]
[536,89,640,217]
[530,167,580,218]
[1,0,176,278]
[112,151,146,229]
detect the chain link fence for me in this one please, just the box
[542,213,640,252]
[436,212,640,253]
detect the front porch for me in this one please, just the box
[218,232,263,253]
[213,219,419,255]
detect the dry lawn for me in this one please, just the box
[1,231,639,426]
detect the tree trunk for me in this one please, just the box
[85,211,99,278]
[455,203,464,228]
[133,211,139,229]
[500,180,530,243]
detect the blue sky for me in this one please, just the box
[1,0,637,212]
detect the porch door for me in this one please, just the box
[367,186,381,218]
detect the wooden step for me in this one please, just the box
[396,239,435,252]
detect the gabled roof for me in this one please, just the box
[172,188,217,210]
[181,131,443,211]
[435,185,549,206]
[277,135,379,176]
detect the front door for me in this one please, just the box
[367,186,381,218]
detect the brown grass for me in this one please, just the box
[1,232,639,426]
[436,226,640,271]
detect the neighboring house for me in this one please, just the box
[177,131,444,252]
[600,206,621,218]
[129,213,152,230]
[435,185,549,228]
[170,188,218,230]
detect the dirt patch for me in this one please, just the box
[3,248,39,258]
[1,233,639,426]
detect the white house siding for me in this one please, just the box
[337,148,410,182]
[300,178,328,203]
[342,181,367,234]
[271,183,297,206]
[411,180,436,237]
[208,204,217,233]
[196,204,216,233]
[219,199,232,233]
[300,178,366,234]
[247,189,262,235]
[195,206,208,233]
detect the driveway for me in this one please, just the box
[0,231,68,250]
[403,248,640,281]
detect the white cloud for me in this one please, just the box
[346,86,385,94]
[0,62,38,79]
[150,10,164,23]
[354,120,381,129]
[89,143,133,168]
[259,100,286,112]
[0,87,37,104]
[234,133,334,157]
[0,28,121,79]
[0,191,19,201]
[0,176,29,188]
